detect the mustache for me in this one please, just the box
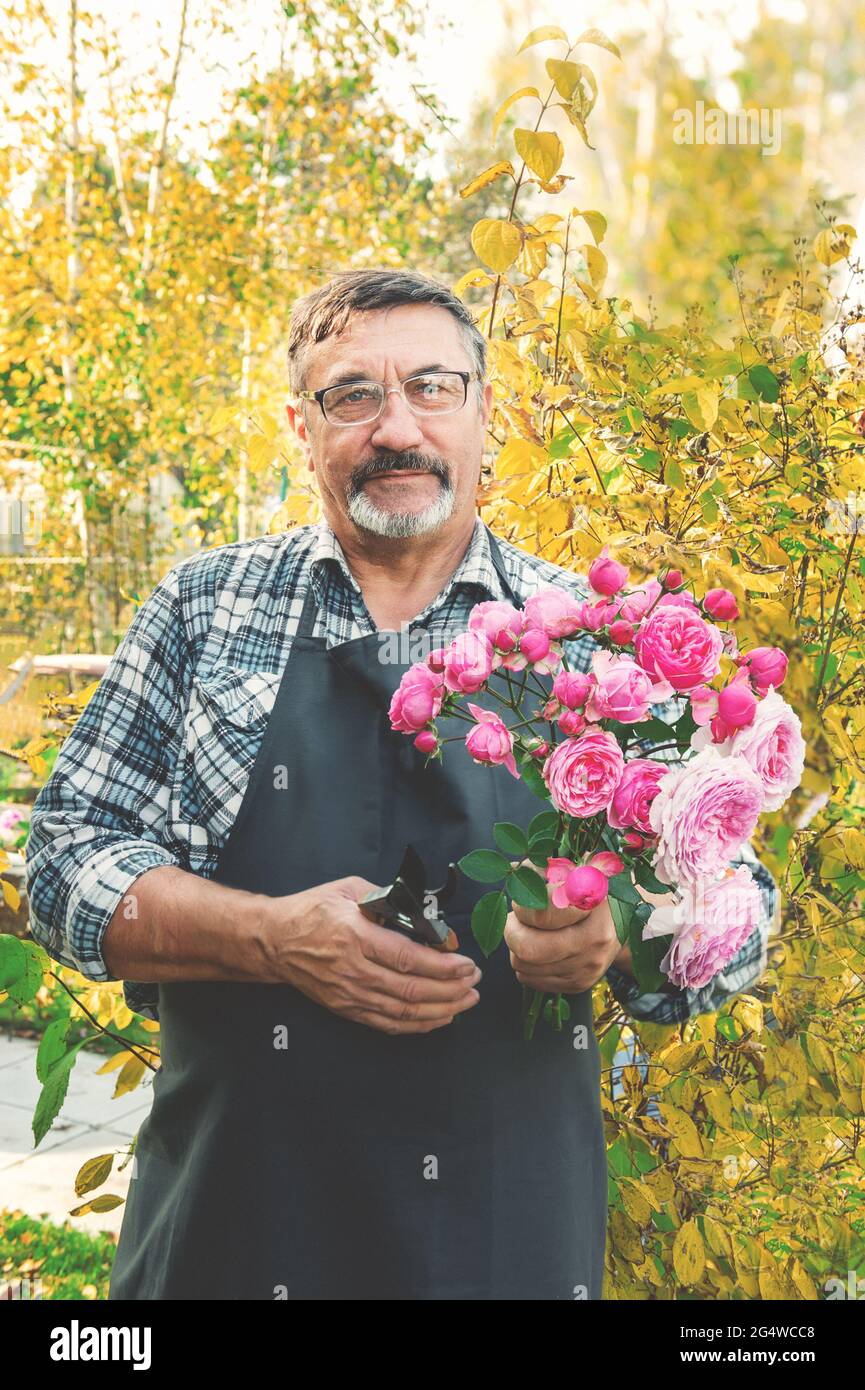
[350,453,451,489]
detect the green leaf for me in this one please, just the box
[608,893,636,944]
[607,871,640,904]
[471,890,508,956]
[748,364,780,402]
[716,1015,740,1043]
[0,934,26,989]
[516,752,551,802]
[629,927,669,994]
[633,859,672,895]
[36,1016,72,1084]
[458,849,511,883]
[506,865,549,910]
[528,810,559,839]
[493,822,529,858]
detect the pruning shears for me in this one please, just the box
[358,844,461,952]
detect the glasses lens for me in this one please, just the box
[323,383,384,424]
[404,373,466,412]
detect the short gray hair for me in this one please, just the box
[285,267,487,405]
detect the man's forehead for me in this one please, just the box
[307,305,466,382]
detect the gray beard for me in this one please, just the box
[346,478,456,538]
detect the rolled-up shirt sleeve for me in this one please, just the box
[24,566,189,984]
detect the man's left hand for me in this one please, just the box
[505,887,627,995]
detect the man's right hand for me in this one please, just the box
[260,876,482,1034]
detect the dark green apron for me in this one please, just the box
[108,526,606,1300]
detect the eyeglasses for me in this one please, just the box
[295,370,479,427]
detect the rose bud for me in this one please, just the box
[663,569,683,589]
[557,709,586,737]
[524,738,549,759]
[564,864,610,911]
[608,619,635,645]
[427,646,447,673]
[413,730,439,754]
[717,680,757,729]
[623,831,646,850]
[740,645,788,695]
[520,627,551,664]
[552,669,592,710]
[703,587,739,621]
[588,546,630,597]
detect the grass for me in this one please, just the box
[0,1208,117,1300]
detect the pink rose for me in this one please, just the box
[642,865,764,988]
[552,669,592,710]
[442,630,494,693]
[389,662,445,732]
[607,758,669,833]
[557,709,586,737]
[465,703,518,778]
[634,604,724,693]
[738,645,788,696]
[617,580,662,623]
[689,683,718,727]
[703,587,739,621]
[564,864,609,911]
[468,600,524,654]
[588,546,629,597]
[546,856,580,909]
[693,688,805,812]
[542,729,625,818]
[717,679,757,730]
[522,586,584,639]
[648,745,765,886]
[584,650,674,724]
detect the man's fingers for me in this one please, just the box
[358,916,477,980]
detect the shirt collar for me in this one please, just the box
[309,515,509,605]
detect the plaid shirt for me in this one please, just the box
[25,516,777,1024]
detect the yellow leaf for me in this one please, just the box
[210,405,238,433]
[575,26,622,59]
[681,385,719,430]
[576,209,606,245]
[74,1153,114,1197]
[247,434,278,471]
[513,128,564,183]
[814,224,857,266]
[609,1208,644,1263]
[459,161,515,199]
[2,878,21,911]
[491,87,540,142]
[470,219,523,274]
[256,409,279,442]
[113,1056,146,1099]
[95,1049,135,1075]
[545,58,582,100]
[452,268,494,298]
[656,1104,704,1158]
[646,375,706,398]
[516,24,568,53]
[582,244,607,291]
[673,1220,705,1285]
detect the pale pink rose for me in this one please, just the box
[442,630,494,693]
[389,662,445,732]
[634,604,724,693]
[738,645,788,696]
[689,683,717,726]
[522,586,584,639]
[584,650,674,723]
[693,688,805,812]
[542,729,624,818]
[588,546,629,597]
[648,745,765,887]
[468,600,524,654]
[642,865,764,988]
[607,758,669,833]
[465,703,518,778]
[588,850,624,877]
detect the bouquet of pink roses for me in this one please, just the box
[389,547,804,1038]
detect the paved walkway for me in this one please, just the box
[0,1033,153,1236]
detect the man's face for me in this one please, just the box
[285,303,492,539]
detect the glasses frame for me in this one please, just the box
[295,369,479,427]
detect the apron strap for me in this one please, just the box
[484,524,523,607]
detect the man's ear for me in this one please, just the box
[285,401,315,473]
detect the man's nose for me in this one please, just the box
[368,387,426,448]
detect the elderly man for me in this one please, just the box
[25,267,777,1301]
